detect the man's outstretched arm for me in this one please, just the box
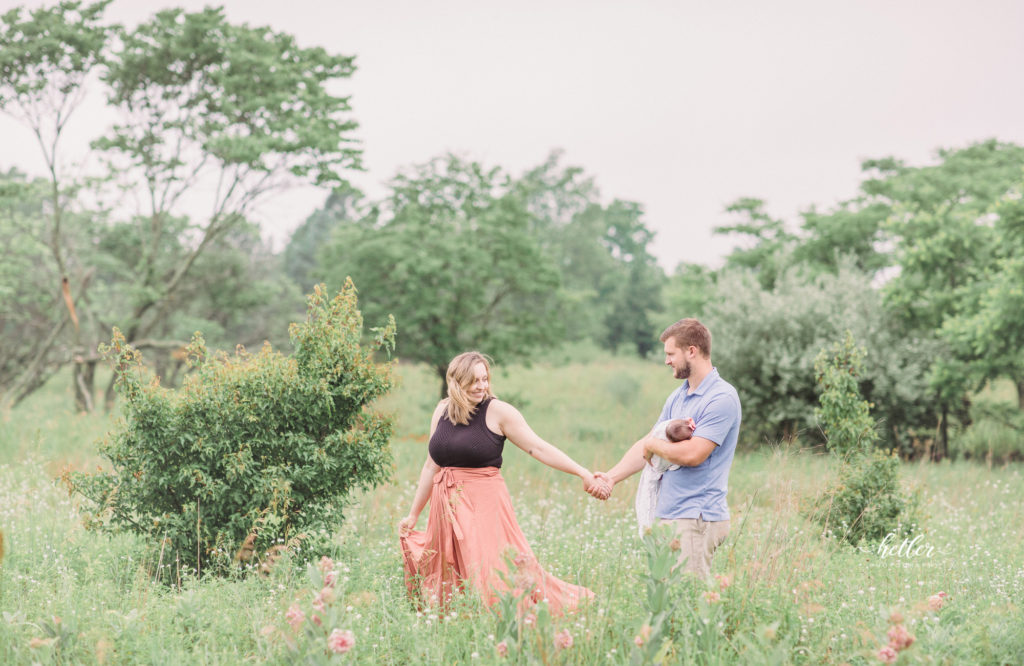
[601,438,648,492]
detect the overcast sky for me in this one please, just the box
[3,0,1024,270]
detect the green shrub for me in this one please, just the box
[705,264,942,451]
[811,333,919,545]
[821,449,920,544]
[813,332,877,459]
[70,280,396,577]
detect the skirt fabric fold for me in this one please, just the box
[399,466,593,614]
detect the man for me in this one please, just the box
[595,318,741,579]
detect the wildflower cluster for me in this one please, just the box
[876,592,948,662]
[488,555,578,661]
[264,556,357,660]
[630,524,685,662]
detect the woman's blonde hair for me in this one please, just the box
[445,351,495,425]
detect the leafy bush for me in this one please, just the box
[70,280,396,577]
[810,334,919,545]
[706,262,942,451]
[821,449,920,545]
[814,332,877,459]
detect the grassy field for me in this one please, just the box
[1,353,1022,664]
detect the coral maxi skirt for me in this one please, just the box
[399,466,593,614]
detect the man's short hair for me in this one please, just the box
[660,318,711,358]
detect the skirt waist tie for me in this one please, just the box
[432,466,501,542]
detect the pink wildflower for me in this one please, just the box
[553,629,573,650]
[327,629,355,654]
[928,591,947,611]
[496,640,509,657]
[318,556,335,573]
[316,586,336,608]
[703,590,721,603]
[311,613,323,627]
[325,570,338,587]
[714,573,731,590]
[877,645,898,663]
[523,612,537,627]
[634,634,645,647]
[887,624,915,651]
[285,603,305,631]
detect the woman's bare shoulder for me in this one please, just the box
[487,398,521,419]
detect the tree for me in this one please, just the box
[741,141,1024,457]
[942,186,1024,409]
[514,152,664,354]
[0,4,362,410]
[89,6,360,408]
[714,197,795,290]
[878,140,1024,457]
[92,216,303,386]
[599,200,664,356]
[794,199,894,275]
[514,153,610,343]
[0,0,112,410]
[661,262,716,321]
[283,185,364,292]
[0,170,57,404]
[319,155,563,397]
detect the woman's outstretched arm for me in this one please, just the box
[491,400,600,493]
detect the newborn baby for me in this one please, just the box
[634,418,695,535]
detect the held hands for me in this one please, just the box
[584,471,613,500]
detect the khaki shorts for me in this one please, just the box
[661,516,730,580]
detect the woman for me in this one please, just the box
[399,351,600,614]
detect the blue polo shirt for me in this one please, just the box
[654,368,741,521]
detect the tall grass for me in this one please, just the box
[1,353,1022,663]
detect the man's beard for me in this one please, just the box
[674,359,691,380]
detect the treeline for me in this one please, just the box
[286,153,665,397]
[0,3,664,413]
[687,140,1024,460]
[3,3,1023,461]
[290,139,1024,460]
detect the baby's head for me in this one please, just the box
[664,419,692,442]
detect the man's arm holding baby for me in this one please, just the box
[591,417,700,500]
[643,435,716,467]
[641,417,714,466]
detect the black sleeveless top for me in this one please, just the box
[429,398,506,468]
